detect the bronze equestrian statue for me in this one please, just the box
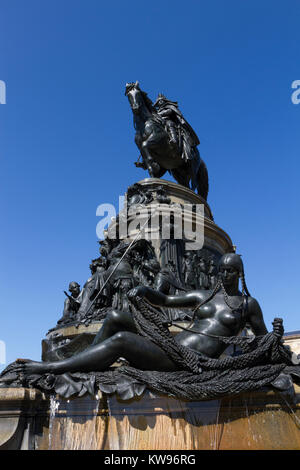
[125,82,209,200]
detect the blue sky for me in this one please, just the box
[0,0,300,370]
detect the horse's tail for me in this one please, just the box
[197,158,209,201]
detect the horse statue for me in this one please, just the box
[125,81,209,200]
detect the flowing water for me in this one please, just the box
[47,394,101,450]
[279,392,300,429]
[48,395,60,450]
[43,391,300,450]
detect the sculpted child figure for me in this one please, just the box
[15,254,281,376]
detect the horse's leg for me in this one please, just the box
[140,146,159,177]
[134,130,159,177]
[141,130,165,178]
[196,159,209,200]
[171,167,190,188]
[153,166,166,178]
[134,133,147,169]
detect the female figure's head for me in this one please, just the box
[218,253,250,296]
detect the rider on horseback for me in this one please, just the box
[153,94,200,162]
[126,82,208,199]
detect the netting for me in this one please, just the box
[0,296,298,401]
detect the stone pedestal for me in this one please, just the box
[43,178,234,360]
[0,386,299,450]
[111,178,234,258]
[0,388,48,450]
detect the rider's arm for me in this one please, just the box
[158,109,173,118]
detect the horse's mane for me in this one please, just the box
[139,90,155,114]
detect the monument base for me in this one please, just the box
[0,386,299,450]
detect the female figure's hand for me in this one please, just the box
[127,286,147,301]
[272,318,284,338]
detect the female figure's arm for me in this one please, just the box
[246,298,268,335]
[128,286,205,309]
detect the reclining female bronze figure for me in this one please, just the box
[12,253,284,379]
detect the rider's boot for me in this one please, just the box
[167,123,178,149]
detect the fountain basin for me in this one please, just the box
[0,386,299,450]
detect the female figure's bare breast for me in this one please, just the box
[175,292,245,357]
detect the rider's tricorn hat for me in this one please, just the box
[153,93,167,107]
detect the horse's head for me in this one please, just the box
[125,81,154,115]
[125,81,143,114]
